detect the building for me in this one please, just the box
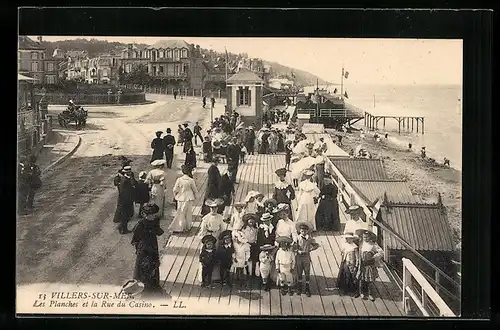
[18,74,40,154]
[18,36,46,83]
[268,77,294,90]
[144,40,204,90]
[226,69,264,127]
[120,44,149,75]
[85,54,120,85]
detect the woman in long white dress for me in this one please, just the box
[146,159,167,218]
[295,170,320,231]
[170,165,198,233]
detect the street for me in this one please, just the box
[16,94,215,287]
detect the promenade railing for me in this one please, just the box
[323,154,460,316]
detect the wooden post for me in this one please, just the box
[402,259,409,314]
[422,288,428,312]
[383,117,386,129]
[412,118,414,132]
[422,118,425,135]
[219,90,221,99]
[416,119,419,133]
[403,117,405,129]
[193,89,195,99]
[398,118,401,134]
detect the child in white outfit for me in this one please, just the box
[275,236,295,296]
[259,244,275,291]
[232,230,251,284]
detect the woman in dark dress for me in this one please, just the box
[113,167,136,234]
[201,160,222,216]
[150,131,165,163]
[131,203,165,296]
[277,131,285,153]
[245,128,256,155]
[219,172,234,214]
[272,168,296,221]
[315,178,341,231]
[184,142,197,178]
[259,130,270,154]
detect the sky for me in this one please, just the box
[32,36,463,86]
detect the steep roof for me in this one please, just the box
[18,36,44,50]
[328,157,389,181]
[226,69,264,84]
[379,199,454,252]
[147,39,190,49]
[351,180,420,204]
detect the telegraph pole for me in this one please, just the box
[316,78,320,123]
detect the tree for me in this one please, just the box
[122,63,151,87]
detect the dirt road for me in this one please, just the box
[16,94,212,286]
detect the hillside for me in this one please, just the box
[37,38,330,86]
[264,60,331,86]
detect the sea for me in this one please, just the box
[304,84,463,171]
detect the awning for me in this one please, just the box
[18,74,38,82]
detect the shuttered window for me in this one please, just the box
[237,87,251,106]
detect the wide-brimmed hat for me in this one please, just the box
[260,244,275,251]
[219,229,233,241]
[155,130,163,135]
[233,201,246,208]
[244,191,259,202]
[345,204,362,214]
[272,203,290,213]
[260,212,273,222]
[303,169,315,177]
[138,171,147,179]
[263,198,278,208]
[295,220,313,232]
[242,213,257,223]
[122,165,132,172]
[275,236,293,245]
[342,233,359,241]
[206,198,223,207]
[181,164,190,174]
[212,140,221,149]
[143,203,160,215]
[355,227,377,242]
[201,235,217,245]
[151,159,166,167]
[121,279,144,297]
[275,168,287,177]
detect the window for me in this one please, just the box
[174,64,180,76]
[159,50,164,58]
[31,52,38,60]
[126,64,132,73]
[182,48,188,58]
[47,62,54,71]
[174,49,180,60]
[31,62,38,72]
[159,65,164,73]
[183,64,189,73]
[46,75,55,84]
[102,69,108,77]
[237,87,251,106]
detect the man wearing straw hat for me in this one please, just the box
[163,128,176,169]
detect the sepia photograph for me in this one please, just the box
[17,35,463,317]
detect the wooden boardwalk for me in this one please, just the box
[158,153,404,316]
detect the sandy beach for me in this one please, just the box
[328,129,462,251]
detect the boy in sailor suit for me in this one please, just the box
[294,221,320,297]
[259,244,275,291]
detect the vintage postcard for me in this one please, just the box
[17,35,462,316]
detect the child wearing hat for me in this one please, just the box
[229,202,246,231]
[275,236,295,296]
[200,235,217,288]
[285,140,293,171]
[134,171,151,218]
[355,227,384,301]
[343,205,365,235]
[203,136,213,163]
[336,233,360,296]
[239,143,247,164]
[216,230,235,286]
[294,221,320,297]
[231,230,251,284]
[272,168,296,221]
[258,244,275,291]
[244,191,259,214]
[257,212,277,248]
[240,214,259,277]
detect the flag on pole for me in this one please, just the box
[344,91,349,99]
[344,71,349,79]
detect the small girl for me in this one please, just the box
[229,202,246,231]
[244,191,259,214]
[259,244,275,291]
[355,227,384,301]
[275,236,295,296]
[232,230,251,284]
[240,214,259,278]
[199,235,217,288]
[240,143,247,164]
[336,233,359,296]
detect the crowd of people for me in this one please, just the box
[115,107,385,302]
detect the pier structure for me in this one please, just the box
[364,110,425,135]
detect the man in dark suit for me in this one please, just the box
[182,123,194,153]
[163,128,176,169]
[193,122,203,146]
[226,137,241,184]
